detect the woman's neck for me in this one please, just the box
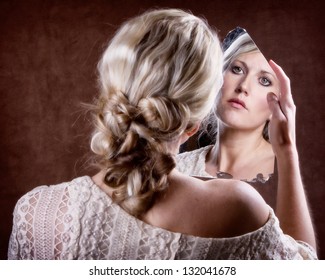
[206,126,274,180]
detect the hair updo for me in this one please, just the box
[91,9,223,217]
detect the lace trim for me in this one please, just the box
[216,171,274,184]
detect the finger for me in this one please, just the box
[267,92,286,121]
[269,60,291,95]
[269,60,295,109]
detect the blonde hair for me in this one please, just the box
[91,9,223,217]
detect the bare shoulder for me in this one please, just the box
[147,172,270,238]
[204,178,270,236]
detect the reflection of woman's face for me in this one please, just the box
[216,51,279,132]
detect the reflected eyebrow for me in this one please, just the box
[260,70,276,80]
[234,59,276,79]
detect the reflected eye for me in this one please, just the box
[231,66,243,74]
[259,77,271,86]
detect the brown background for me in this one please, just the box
[1,0,324,259]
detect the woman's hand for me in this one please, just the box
[267,60,297,158]
[267,60,317,250]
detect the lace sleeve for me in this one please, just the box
[8,183,71,260]
[248,209,318,260]
[8,186,47,259]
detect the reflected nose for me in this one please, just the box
[235,78,249,95]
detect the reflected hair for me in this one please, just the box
[90,9,223,217]
[223,30,259,72]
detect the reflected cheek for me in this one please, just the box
[218,85,232,102]
[222,75,236,90]
[260,99,271,111]
[215,100,225,119]
[260,104,272,120]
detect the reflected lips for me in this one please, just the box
[228,98,246,109]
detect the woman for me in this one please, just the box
[8,11,316,259]
[177,28,278,208]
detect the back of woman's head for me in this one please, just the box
[91,8,223,217]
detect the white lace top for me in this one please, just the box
[8,176,317,260]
